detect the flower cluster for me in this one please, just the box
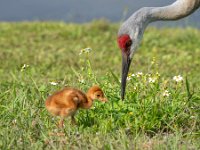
[127,72,144,81]
[49,82,58,86]
[21,64,29,71]
[148,77,156,83]
[78,76,85,84]
[79,47,92,55]
[127,73,135,81]
[136,72,143,77]
[163,90,171,97]
[127,72,159,84]
[125,71,183,97]
[127,76,131,81]
[173,75,183,83]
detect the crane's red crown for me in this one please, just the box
[117,34,131,50]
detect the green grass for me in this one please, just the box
[0,21,200,149]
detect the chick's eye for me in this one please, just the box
[126,40,132,47]
[96,94,100,97]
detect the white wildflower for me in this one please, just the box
[148,77,156,83]
[79,51,83,55]
[136,72,143,77]
[163,90,171,97]
[21,64,29,71]
[12,119,17,124]
[84,47,92,53]
[78,76,85,83]
[173,75,183,82]
[131,74,135,77]
[79,47,92,55]
[49,82,58,86]
[127,77,131,81]
[127,73,134,81]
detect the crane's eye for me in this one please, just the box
[126,40,132,47]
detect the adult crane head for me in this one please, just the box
[118,23,143,100]
[117,0,200,100]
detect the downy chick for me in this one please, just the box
[45,85,107,127]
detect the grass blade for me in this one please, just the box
[185,76,192,100]
[109,69,120,85]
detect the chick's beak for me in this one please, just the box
[121,52,132,100]
[101,97,107,103]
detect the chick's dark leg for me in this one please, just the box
[71,115,76,125]
[58,118,64,128]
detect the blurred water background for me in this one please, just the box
[0,0,199,27]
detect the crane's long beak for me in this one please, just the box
[121,53,131,100]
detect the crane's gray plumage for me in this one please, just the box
[118,0,200,100]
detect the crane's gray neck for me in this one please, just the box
[119,0,200,36]
[149,0,200,21]
[118,0,200,53]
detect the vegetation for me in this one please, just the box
[0,21,200,149]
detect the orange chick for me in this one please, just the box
[45,85,107,127]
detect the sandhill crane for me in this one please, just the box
[117,0,200,100]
